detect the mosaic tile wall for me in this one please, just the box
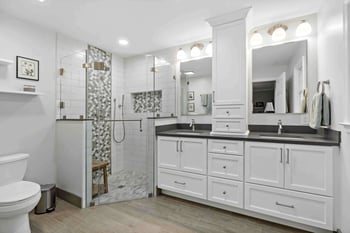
[86,45,112,173]
[132,90,162,113]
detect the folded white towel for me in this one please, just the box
[309,93,322,129]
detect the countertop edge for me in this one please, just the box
[156,132,340,147]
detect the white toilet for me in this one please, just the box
[0,153,41,233]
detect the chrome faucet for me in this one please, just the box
[190,119,195,132]
[277,120,283,135]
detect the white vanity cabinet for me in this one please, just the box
[207,139,244,208]
[244,141,335,230]
[157,136,207,175]
[157,136,208,199]
[245,142,334,196]
[207,8,250,136]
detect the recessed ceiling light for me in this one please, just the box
[37,0,46,2]
[118,39,129,46]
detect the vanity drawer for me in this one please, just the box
[158,168,207,199]
[208,139,243,155]
[213,105,245,119]
[245,183,333,230]
[212,119,246,133]
[208,177,243,208]
[208,153,243,181]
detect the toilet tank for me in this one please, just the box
[0,153,29,186]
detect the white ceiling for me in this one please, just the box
[0,0,323,57]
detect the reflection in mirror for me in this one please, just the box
[252,40,308,114]
[180,57,212,116]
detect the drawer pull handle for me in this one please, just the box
[275,202,294,209]
[222,191,226,195]
[223,166,227,169]
[280,148,283,163]
[174,181,186,185]
[286,148,290,164]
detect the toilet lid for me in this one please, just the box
[0,181,40,205]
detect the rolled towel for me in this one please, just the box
[309,92,322,129]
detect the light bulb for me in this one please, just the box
[177,48,186,60]
[272,27,286,41]
[190,45,201,57]
[205,42,213,56]
[296,20,312,37]
[250,31,263,46]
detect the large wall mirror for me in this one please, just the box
[180,57,212,116]
[252,40,308,114]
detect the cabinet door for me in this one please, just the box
[285,144,333,196]
[213,20,246,105]
[180,138,207,175]
[245,142,285,188]
[157,136,180,170]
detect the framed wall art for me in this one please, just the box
[16,56,39,81]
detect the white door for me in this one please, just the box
[284,144,333,196]
[245,142,285,188]
[180,138,207,175]
[274,72,287,113]
[212,20,246,105]
[157,136,180,170]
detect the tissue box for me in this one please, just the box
[23,85,36,92]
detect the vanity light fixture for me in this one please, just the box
[296,20,312,37]
[268,24,288,41]
[190,43,204,57]
[250,31,263,46]
[177,48,187,60]
[205,41,213,56]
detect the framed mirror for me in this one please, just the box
[252,40,308,114]
[180,57,212,116]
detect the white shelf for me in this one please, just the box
[0,90,43,96]
[0,59,14,66]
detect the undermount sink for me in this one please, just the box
[258,133,304,140]
[174,130,205,135]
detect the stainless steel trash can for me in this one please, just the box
[35,184,56,214]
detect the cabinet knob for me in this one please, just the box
[223,166,227,169]
[226,111,230,114]
[222,191,226,195]
[223,146,226,149]
[226,124,229,128]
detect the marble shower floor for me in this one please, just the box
[92,170,149,205]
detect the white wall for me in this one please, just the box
[318,1,350,232]
[0,13,56,184]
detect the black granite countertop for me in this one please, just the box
[156,125,340,146]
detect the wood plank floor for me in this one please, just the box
[30,195,308,233]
